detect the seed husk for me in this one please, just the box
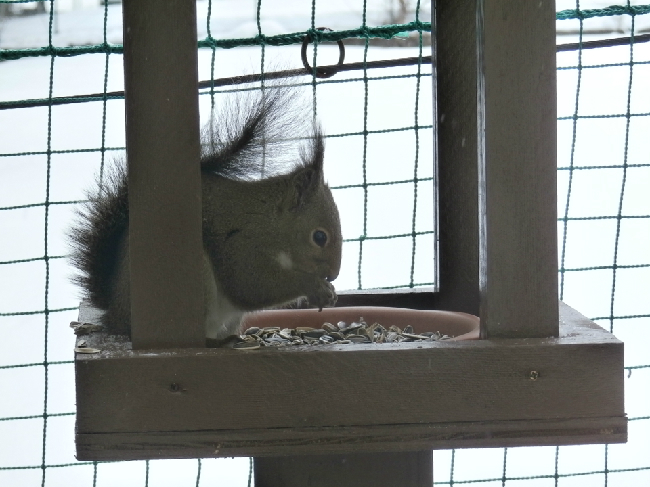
[233,341,261,350]
[235,318,452,349]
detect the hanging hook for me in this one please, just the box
[301,27,346,79]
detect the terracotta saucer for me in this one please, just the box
[241,306,479,341]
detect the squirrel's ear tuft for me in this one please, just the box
[300,125,325,174]
[280,126,326,211]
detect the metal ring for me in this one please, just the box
[301,27,345,79]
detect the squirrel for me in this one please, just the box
[69,85,342,342]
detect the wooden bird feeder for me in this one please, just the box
[74,1,626,485]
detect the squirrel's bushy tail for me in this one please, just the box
[69,164,128,311]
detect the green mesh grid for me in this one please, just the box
[0,0,649,486]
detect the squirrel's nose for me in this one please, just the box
[316,257,339,282]
[325,268,339,282]
[327,257,341,282]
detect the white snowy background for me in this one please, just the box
[1,0,649,486]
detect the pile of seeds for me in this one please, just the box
[232,318,451,350]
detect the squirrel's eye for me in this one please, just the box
[312,229,328,248]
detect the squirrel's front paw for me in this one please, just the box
[306,279,337,311]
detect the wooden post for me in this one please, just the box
[478,0,559,338]
[254,7,439,487]
[434,0,482,316]
[254,452,433,487]
[435,0,558,337]
[123,0,205,349]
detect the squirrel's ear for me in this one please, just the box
[281,165,322,211]
[280,127,326,211]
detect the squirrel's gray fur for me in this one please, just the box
[69,85,342,341]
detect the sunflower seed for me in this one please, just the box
[348,335,371,344]
[279,329,293,340]
[233,341,261,350]
[75,347,100,354]
[230,316,452,349]
[322,322,338,333]
[402,333,430,340]
[303,329,327,338]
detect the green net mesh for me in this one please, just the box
[0,0,648,485]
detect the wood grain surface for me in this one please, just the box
[76,416,626,460]
[478,0,559,338]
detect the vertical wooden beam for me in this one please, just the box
[123,0,204,349]
[434,0,481,315]
[478,0,559,338]
[254,451,433,487]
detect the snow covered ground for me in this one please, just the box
[0,0,430,49]
[1,1,649,486]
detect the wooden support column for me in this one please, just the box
[434,0,482,316]
[254,7,438,487]
[254,452,433,487]
[123,0,204,349]
[435,0,558,336]
[478,0,559,338]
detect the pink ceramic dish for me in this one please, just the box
[241,306,480,341]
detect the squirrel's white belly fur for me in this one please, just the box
[202,251,246,340]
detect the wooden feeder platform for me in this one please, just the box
[74,298,625,461]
